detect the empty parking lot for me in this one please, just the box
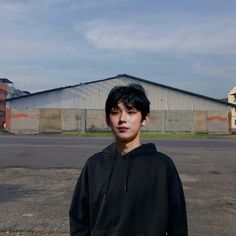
[0,134,235,236]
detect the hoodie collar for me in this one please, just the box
[102,142,157,199]
[102,142,157,160]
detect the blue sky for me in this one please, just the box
[1,0,236,98]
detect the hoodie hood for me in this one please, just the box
[102,142,157,160]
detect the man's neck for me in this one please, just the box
[116,137,141,155]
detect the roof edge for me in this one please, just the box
[6,73,236,108]
[6,84,80,102]
[108,74,236,108]
[0,78,13,84]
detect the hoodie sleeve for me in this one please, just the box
[167,159,188,236]
[69,165,90,236]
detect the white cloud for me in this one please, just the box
[83,14,236,55]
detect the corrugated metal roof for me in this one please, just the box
[6,74,236,108]
[0,78,13,84]
[6,84,80,101]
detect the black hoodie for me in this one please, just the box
[69,143,188,236]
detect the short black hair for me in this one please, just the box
[105,84,150,120]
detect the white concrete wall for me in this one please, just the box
[8,108,230,134]
[228,86,236,131]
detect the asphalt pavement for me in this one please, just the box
[0,134,235,236]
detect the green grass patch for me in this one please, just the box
[61,132,113,137]
[61,131,236,139]
[141,132,236,139]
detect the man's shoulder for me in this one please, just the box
[144,148,176,169]
[88,143,116,162]
[86,151,106,164]
[85,143,115,166]
[155,151,173,162]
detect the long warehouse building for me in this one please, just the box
[6,74,236,134]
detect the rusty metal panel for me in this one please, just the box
[207,111,230,133]
[9,109,40,134]
[39,108,62,133]
[194,111,207,133]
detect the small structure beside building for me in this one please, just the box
[228,86,236,133]
[5,74,236,134]
[0,78,29,129]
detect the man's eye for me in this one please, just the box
[128,111,136,114]
[110,111,119,115]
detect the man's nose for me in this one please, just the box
[119,111,127,123]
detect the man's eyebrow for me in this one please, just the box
[126,105,136,110]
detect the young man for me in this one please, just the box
[69,84,188,236]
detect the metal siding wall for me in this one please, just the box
[7,76,232,134]
[116,77,230,111]
[9,92,63,109]
[61,89,77,108]
[8,77,231,112]
[167,92,193,110]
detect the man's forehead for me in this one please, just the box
[113,101,136,110]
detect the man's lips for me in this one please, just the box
[117,127,129,132]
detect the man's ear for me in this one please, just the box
[141,114,150,126]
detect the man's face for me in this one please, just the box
[107,101,148,143]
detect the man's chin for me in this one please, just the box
[115,134,139,142]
